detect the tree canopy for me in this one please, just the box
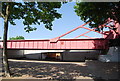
[74,2,120,31]
[1,2,63,77]
[9,36,25,40]
[1,2,62,32]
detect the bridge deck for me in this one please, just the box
[0,39,108,50]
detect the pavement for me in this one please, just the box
[1,59,120,81]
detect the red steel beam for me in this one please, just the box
[74,30,91,39]
[50,22,90,42]
[81,27,103,34]
[0,39,109,49]
[82,35,93,39]
[74,28,97,39]
[50,22,108,42]
[57,22,90,38]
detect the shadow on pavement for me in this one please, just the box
[1,60,120,81]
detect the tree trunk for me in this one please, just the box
[3,4,11,77]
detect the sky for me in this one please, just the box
[0,2,103,40]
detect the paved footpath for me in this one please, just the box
[1,59,119,81]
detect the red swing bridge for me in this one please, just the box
[0,20,120,50]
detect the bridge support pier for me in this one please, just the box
[61,50,100,62]
[6,50,24,59]
[99,46,120,62]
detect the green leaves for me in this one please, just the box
[24,26,37,33]
[9,36,25,40]
[74,2,120,31]
[2,2,62,32]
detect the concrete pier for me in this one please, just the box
[99,46,120,62]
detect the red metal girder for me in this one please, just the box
[74,28,97,39]
[81,27,104,35]
[0,39,109,50]
[57,22,90,38]
[74,30,91,38]
[50,22,90,42]
[82,35,93,39]
[50,22,108,42]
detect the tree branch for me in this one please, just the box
[0,12,5,19]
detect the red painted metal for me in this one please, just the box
[1,20,119,50]
[74,28,97,39]
[99,18,120,38]
[57,22,90,38]
[74,30,91,39]
[0,39,108,49]
[81,27,104,35]
[50,22,107,43]
[104,30,119,39]
[81,35,93,39]
[50,22,90,42]
[114,22,120,35]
